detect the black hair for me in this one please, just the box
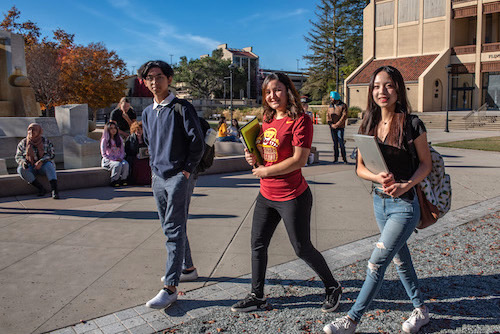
[359,65,411,147]
[137,60,174,79]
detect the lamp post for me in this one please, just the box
[223,76,230,109]
[445,64,452,133]
[228,63,236,121]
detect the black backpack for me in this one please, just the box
[173,100,215,173]
[196,117,215,173]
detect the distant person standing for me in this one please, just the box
[15,123,60,199]
[138,60,205,310]
[301,95,313,119]
[327,91,348,164]
[110,97,137,137]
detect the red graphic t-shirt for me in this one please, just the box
[256,113,313,201]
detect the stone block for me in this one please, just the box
[63,135,101,169]
[0,101,14,117]
[55,104,89,136]
[0,117,61,137]
[214,141,245,156]
[0,158,6,175]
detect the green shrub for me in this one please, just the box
[348,106,362,118]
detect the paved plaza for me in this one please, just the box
[0,124,499,334]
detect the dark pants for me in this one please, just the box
[251,188,337,297]
[329,127,347,161]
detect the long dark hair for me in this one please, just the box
[261,72,303,123]
[102,121,122,148]
[358,66,411,148]
[218,116,226,128]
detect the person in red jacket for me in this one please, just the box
[231,72,341,313]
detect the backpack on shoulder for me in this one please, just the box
[173,101,216,173]
[405,115,452,229]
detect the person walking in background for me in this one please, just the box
[15,123,60,199]
[110,97,137,138]
[216,116,228,141]
[138,60,204,310]
[327,91,348,164]
[301,95,313,119]
[323,66,432,334]
[125,121,151,185]
[100,121,129,187]
[231,72,342,313]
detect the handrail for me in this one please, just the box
[464,103,488,129]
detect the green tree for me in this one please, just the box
[302,0,366,101]
[174,49,246,99]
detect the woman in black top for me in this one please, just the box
[324,66,432,334]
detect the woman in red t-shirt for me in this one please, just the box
[231,73,342,313]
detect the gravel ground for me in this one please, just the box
[157,213,500,334]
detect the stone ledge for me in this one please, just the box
[0,156,251,197]
[0,167,110,198]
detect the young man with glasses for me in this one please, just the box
[138,60,205,309]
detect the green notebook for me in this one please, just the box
[239,117,263,165]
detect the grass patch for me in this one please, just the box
[434,136,500,152]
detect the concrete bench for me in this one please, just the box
[0,167,110,197]
[214,141,245,157]
[0,156,253,197]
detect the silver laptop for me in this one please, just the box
[353,134,389,174]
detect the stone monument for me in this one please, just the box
[55,104,101,169]
[0,31,100,175]
[0,30,41,117]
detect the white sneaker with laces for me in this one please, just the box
[402,306,430,333]
[323,316,357,334]
[145,288,177,309]
[161,268,199,283]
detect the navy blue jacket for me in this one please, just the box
[142,98,204,179]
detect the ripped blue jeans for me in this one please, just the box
[348,192,424,322]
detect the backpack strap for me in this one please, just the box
[403,114,419,174]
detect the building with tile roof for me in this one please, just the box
[346,0,500,112]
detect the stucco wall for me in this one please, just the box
[376,29,395,58]
[398,25,420,56]
[348,86,369,111]
[423,20,446,54]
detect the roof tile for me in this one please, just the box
[348,55,438,85]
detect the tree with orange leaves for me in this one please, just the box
[1,6,128,117]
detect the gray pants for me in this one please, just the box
[101,158,129,182]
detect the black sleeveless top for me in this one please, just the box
[377,115,426,182]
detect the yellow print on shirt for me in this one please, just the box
[258,127,280,162]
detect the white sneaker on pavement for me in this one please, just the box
[161,268,198,283]
[402,306,430,333]
[145,288,177,309]
[323,316,357,334]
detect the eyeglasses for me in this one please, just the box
[145,74,166,82]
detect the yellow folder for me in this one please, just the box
[239,117,263,165]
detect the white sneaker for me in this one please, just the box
[323,316,357,334]
[402,306,430,333]
[145,288,177,309]
[161,268,199,283]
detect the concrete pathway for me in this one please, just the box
[0,124,499,333]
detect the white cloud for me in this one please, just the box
[240,8,308,23]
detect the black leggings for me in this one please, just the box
[251,187,338,297]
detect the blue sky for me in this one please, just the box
[4,0,319,74]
